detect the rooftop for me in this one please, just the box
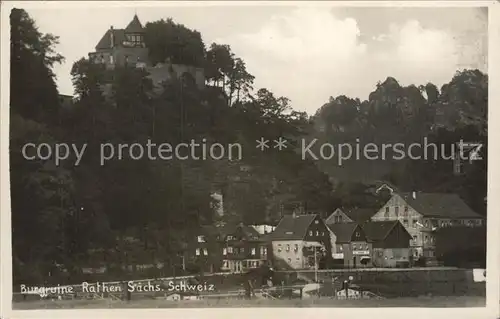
[268,214,318,241]
[400,192,482,219]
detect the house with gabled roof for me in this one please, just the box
[267,214,332,270]
[326,222,371,268]
[217,223,269,273]
[371,191,484,262]
[88,14,205,93]
[361,220,412,268]
[325,207,377,225]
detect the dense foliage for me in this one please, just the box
[10,9,487,284]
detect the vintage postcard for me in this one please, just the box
[1,1,499,318]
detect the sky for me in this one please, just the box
[20,4,488,114]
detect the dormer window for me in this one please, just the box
[126,34,143,47]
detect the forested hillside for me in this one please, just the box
[10,9,487,284]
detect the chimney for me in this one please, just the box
[412,191,416,200]
[110,26,114,48]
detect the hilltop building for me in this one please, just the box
[88,14,205,93]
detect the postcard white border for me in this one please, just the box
[1,1,499,318]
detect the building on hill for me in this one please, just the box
[326,222,371,268]
[371,192,484,263]
[88,14,205,93]
[267,214,332,270]
[361,220,412,268]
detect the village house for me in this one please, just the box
[326,223,372,268]
[88,14,205,94]
[361,220,412,268]
[371,192,484,262]
[218,223,269,273]
[268,214,332,269]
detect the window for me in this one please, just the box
[251,248,256,256]
[322,232,325,236]
[109,55,114,64]
[309,231,313,236]
[263,247,267,255]
[339,246,343,252]
[403,219,408,227]
[412,219,418,227]
[240,247,244,253]
[316,231,319,236]
[425,235,428,243]
[227,236,233,241]
[412,235,417,243]
[424,220,429,228]
[227,247,233,253]
[404,206,409,213]
[294,244,299,252]
[353,244,357,250]
[277,244,282,252]
[355,232,360,238]
[203,248,208,256]
[235,248,240,254]
[315,220,319,224]
[287,258,292,263]
[197,236,205,243]
[223,248,227,255]
[195,248,200,256]
[395,206,399,216]
[286,244,290,252]
[385,207,389,217]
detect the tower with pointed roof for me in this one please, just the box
[124,14,145,48]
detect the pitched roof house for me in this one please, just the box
[325,208,377,224]
[268,214,332,270]
[326,223,366,243]
[397,192,482,219]
[361,220,412,246]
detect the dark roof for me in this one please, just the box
[95,28,126,50]
[217,223,262,241]
[361,221,400,241]
[268,214,317,240]
[326,223,358,243]
[344,208,377,223]
[400,193,482,218]
[125,14,144,33]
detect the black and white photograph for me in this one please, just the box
[1,0,499,316]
